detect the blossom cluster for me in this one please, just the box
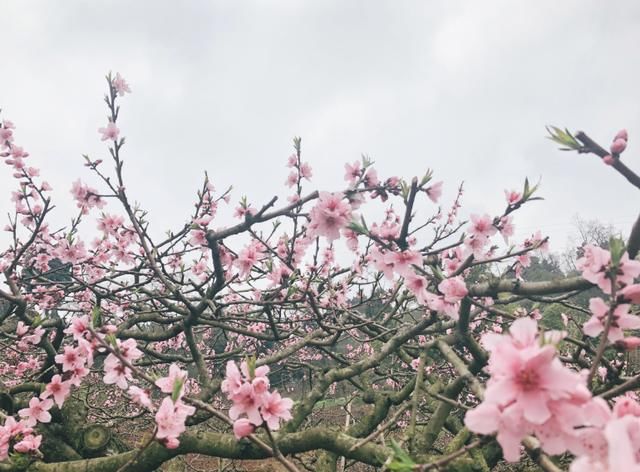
[0,417,42,460]
[464,315,640,469]
[577,244,640,342]
[464,318,596,460]
[221,360,293,439]
[153,364,196,449]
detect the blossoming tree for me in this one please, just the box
[1,74,640,471]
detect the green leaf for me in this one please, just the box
[385,440,416,471]
[92,306,103,328]
[171,378,184,402]
[105,333,117,348]
[545,125,581,150]
[420,169,433,187]
[246,355,256,379]
[609,236,626,267]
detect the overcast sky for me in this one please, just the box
[1,1,639,254]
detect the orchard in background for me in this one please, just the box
[1,74,640,471]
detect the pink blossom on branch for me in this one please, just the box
[260,390,294,431]
[155,363,189,397]
[113,72,131,96]
[465,318,595,461]
[308,192,353,242]
[425,181,443,203]
[13,433,42,454]
[583,298,640,342]
[155,397,195,448]
[98,122,120,141]
[18,397,53,427]
[41,374,71,407]
[222,360,293,436]
[233,418,255,439]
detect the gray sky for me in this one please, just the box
[1,1,639,254]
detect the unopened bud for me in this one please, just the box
[614,129,628,142]
[603,154,615,165]
[611,138,627,154]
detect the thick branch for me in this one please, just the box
[27,428,390,472]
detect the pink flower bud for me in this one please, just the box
[611,138,627,154]
[615,129,628,142]
[603,154,615,165]
[233,418,255,439]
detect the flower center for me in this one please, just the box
[516,369,540,391]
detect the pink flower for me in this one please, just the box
[259,390,293,430]
[371,247,396,280]
[41,375,71,407]
[223,360,294,433]
[116,339,142,362]
[228,383,263,425]
[64,315,90,340]
[466,318,594,461]
[465,402,527,461]
[621,284,640,304]
[344,161,361,184]
[221,360,244,396]
[0,127,14,145]
[233,418,255,439]
[505,189,522,205]
[13,434,42,453]
[16,321,29,336]
[405,273,430,305]
[113,73,131,96]
[613,395,640,418]
[438,277,468,304]
[189,229,207,247]
[285,171,298,187]
[469,214,497,239]
[98,214,125,236]
[481,318,585,424]
[308,192,352,242]
[98,122,120,141]
[387,250,421,277]
[464,233,489,259]
[616,252,640,288]
[617,336,640,350]
[155,397,195,447]
[425,181,443,203]
[577,245,611,287]
[103,356,133,390]
[251,374,270,396]
[299,162,313,180]
[55,346,86,372]
[128,386,153,409]
[235,242,263,279]
[18,397,53,427]
[498,215,514,243]
[70,180,105,214]
[583,298,640,342]
[155,364,188,397]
